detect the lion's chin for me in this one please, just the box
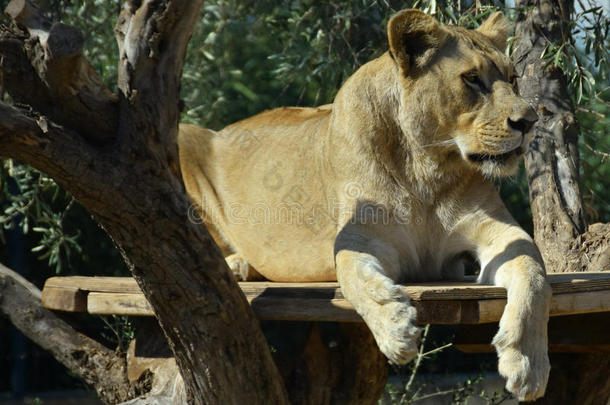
[465,146,524,177]
[467,146,523,165]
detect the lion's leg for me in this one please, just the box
[203,220,264,281]
[477,230,551,402]
[225,253,264,281]
[335,236,420,364]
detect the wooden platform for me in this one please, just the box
[41,273,610,325]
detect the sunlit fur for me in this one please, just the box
[179,10,550,402]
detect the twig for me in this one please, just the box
[576,106,605,118]
[400,324,430,403]
[421,342,453,358]
[583,142,610,162]
[411,388,455,402]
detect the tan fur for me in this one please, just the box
[179,10,551,401]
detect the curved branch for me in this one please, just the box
[0,102,114,210]
[0,263,146,404]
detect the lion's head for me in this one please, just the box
[387,10,537,177]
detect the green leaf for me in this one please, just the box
[231,82,259,101]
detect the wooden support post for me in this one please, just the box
[124,318,387,405]
[269,322,388,405]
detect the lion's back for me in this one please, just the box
[179,106,337,281]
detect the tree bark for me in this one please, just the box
[513,0,610,403]
[0,1,289,404]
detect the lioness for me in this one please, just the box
[179,10,551,401]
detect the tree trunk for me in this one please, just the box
[0,1,289,403]
[513,0,586,273]
[513,0,610,403]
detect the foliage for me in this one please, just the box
[181,0,405,129]
[101,315,135,353]
[0,161,81,274]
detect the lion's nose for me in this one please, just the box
[507,105,538,134]
[507,117,535,134]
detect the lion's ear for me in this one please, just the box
[387,10,446,73]
[476,12,512,51]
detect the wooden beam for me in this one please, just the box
[41,273,610,324]
[43,272,610,299]
[455,313,610,353]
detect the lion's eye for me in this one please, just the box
[462,72,486,92]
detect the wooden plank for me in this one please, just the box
[87,292,152,316]
[85,292,358,321]
[60,289,610,324]
[403,272,610,300]
[45,276,141,293]
[43,272,610,301]
[455,313,610,353]
[463,290,610,324]
[40,285,87,312]
[550,290,610,315]
[248,296,359,322]
[476,299,507,324]
[81,293,476,324]
[41,273,610,324]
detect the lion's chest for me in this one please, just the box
[376,208,466,282]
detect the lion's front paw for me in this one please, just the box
[366,300,421,365]
[493,329,550,401]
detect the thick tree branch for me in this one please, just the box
[1,0,117,144]
[115,0,201,156]
[109,2,290,403]
[0,102,115,209]
[0,263,148,403]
